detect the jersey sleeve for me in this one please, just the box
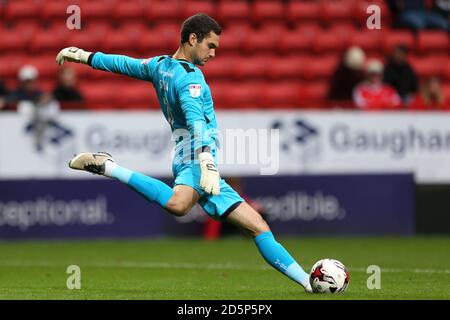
[89,52,157,81]
[175,72,213,152]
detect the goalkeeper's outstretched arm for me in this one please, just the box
[56,47,152,81]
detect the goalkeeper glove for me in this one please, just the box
[198,152,220,196]
[56,47,92,65]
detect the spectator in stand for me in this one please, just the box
[0,79,8,110]
[53,67,84,103]
[353,59,402,110]
[433,0,450,23]
[8,65,47,105]
[409,76,448,110]
[388,0,449,32]
[383,45,418,104]
[9,65,67,152]
[327,46,366,105]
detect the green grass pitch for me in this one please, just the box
[0,236,449,300]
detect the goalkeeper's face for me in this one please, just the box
[192,32,219,66]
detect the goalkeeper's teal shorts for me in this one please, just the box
[172,161,244,220]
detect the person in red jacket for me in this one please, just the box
[409,76,449,111]
[353,59,402,110]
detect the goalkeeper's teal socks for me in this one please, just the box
[105,162,173,207]
[254,231,311,290]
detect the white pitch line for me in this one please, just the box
[0,260,268,270]
[0,260,449,274]
[350,267,450,274]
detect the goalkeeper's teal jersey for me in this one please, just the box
[90,53,218,159]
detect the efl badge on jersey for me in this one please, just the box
[189,84,202,98]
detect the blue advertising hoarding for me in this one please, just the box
[0,174,414,239]
[244,174,415,235]
[0,179,166,239]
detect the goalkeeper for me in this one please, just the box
[56,13,312,293]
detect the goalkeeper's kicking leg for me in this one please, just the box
[68,152,199,217]
[69,151,312,293]
[226,202,312,293]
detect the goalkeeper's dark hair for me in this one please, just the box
[180,13,222,44]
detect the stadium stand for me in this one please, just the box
[217,0,251,25]
[0,0,448,110]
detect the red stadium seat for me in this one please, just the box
[261,82,303,108]
[79,21,111,36]
[69,63,91,81]
[202,56,238,80]
[83,67,102,80]
[83,65,129,81]
[232,56,270,80]
[224,82,264,108]
[119,23,147,36]
[278,26,316,54]
[0,24,35,55]
[348,30,382,53]
[217,1,250,25]
[443,84,450,105]
[215,24,250,52]
[312,30,348,54]
[321,0,356,25]
[138,24,179,53]
[69,29,103,52]
[40,1,73,21]
[208,81,232,109]
[78,1,112,21]
[112,2,145,22]
[80,83,119,109]
[446,63,450,81]
[0,28,31,53]
[267,56,306,80]
[416,31,449,55]
[409,56,447,80]
[243,27,281,53]
[330,23,357,35]
[27,55,59,80]
[293,23,322,34]
[9,20,39,34]
[146,0,181,23]
[30,28,69,53]
[138,29,165,52]
[382,30,415,54]
[102,28,141,53]
[260,22,289,37]
[303,81,329,106]
[210,81,262,109]
[4,1,38,21]
[0,55,26,80]
[180,0,216,20]
[252,0,285,24]
[115,83,158,110]
[303,56,339,80]
[286,1,321,24]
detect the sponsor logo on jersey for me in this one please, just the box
[189,84,202,98]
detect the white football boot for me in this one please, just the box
[68,152,115,175]
[304,283,313,294]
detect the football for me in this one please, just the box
[310,259,350,293]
